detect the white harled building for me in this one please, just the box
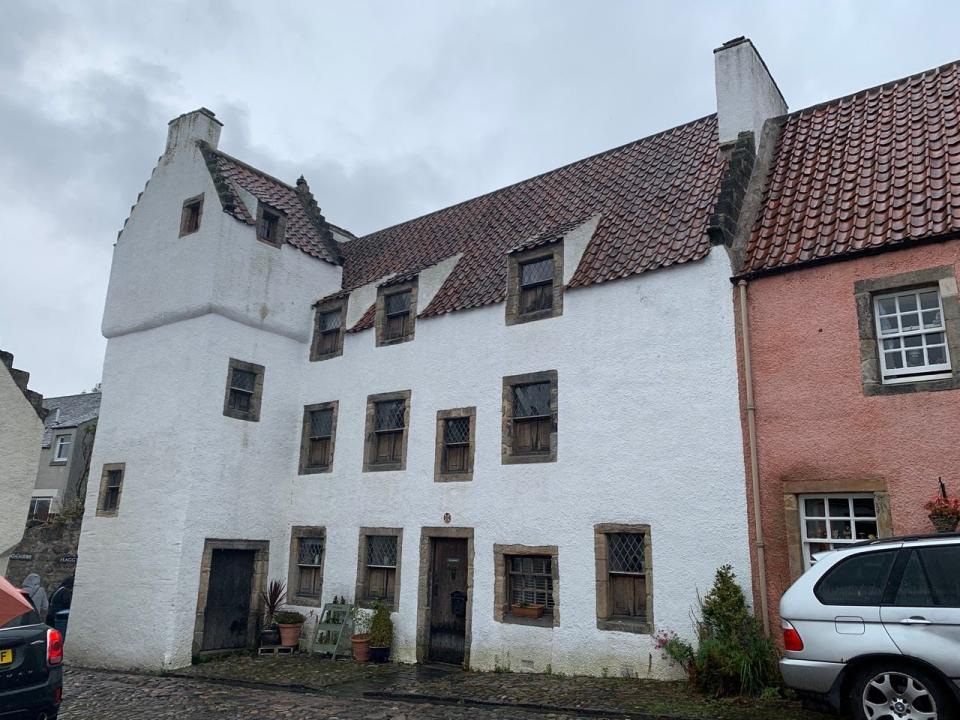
[68,39,785,676]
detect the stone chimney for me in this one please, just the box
[714,38,786,149]
[165,107,222,156]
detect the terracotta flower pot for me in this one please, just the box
[351,634,371,662]
[277,623,303,647]
[930,514,960,533]
[511,604,544,619]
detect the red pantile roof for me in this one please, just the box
[200,144,342,265]
[743,60,960,275]
[341,115,727,317]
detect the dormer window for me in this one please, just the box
[310,301,346,361]
[256,202,286,247]
[506,243,564,325]
[179,195,204,237]
[375,278,418,346]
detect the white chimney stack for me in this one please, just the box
[714,37,786,149]
[165,107,222,156]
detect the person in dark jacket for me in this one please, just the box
[46,576,74,626]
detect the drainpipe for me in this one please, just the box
[738,279,770,636]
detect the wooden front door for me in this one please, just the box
[201,549,255,651]
[427,538,468,664]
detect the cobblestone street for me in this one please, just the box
[58,667,609,720]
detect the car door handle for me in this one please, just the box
[899,617,932,625]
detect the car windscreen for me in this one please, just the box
[814,549,897,606]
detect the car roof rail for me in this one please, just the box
[848,532,960,549]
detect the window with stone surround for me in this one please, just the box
[179,194,203,237]
[435,407,476,482]
[28,496,52,522]
[96,463,125,517]
[855,266,960,395]
[493,544,559,627]
[375,278,418,346]
[223,358,265,422]
[299,401,338,474]
[505,243,563,325]
[256,202,286,247]
[501,370,558,464]
[288,527,326,607]
[310,301,347,361]
[594,524,652,634]
[363,390,411,472]
[355,528,403,610]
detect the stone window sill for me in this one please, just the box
[597,617,651,635]
[49,460,67,466]
[501,613,555,629]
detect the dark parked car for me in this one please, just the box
[0,593,62,720]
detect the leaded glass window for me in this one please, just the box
[508,556,554,610]
[383,290,412,341]
[365,535,398,601]
[512,382,551,454]
[315,306,343,357]
[307,408,334,469]
[102,469,123,512]
[874,287,951,383]
[443,417,470,473]
[297,536,325,597]
[257,205,284,245]
[606,532,648,620]
[373,399,406,465]
[228,368,256,412]
[519,256,554,315]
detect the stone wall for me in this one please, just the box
[5,516,81,595]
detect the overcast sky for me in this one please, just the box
[2,1,959,397]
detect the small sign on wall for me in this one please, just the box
[9,552,33,561]
[58,555,78,565]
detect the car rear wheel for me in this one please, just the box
[850,665,949,720]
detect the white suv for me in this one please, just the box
[780,534,960,719]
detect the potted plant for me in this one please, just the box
[274,610,306,648]
[259,579,286,647]
[510,602,544,619]
[367,601,392,663]
[925,493,960,533]
[350,604,372,662]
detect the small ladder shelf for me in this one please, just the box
[308,602,353,659]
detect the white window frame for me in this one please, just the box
[28,496,53,520]
[53,434,72,461]
[874,286,951,384]
[799,493,878,569]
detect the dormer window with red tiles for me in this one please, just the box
[179,195,203,237]
[310,302,346,361]
[375,278,418,347]
[256,202,286,247]
[506,243,564,325]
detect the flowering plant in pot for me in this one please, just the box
[350,603,373,662]
[259,579,286,647]
[367,601,393,663]
[274,610,306,647]
[925,494,960,533]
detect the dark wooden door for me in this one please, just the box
[202,549,255,651]
[428,538,468,664]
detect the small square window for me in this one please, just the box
[53,434,72,462]
[311,303,346,361]
[97,463,125,517]
[223,359,265,422]
[494,544,559,627]
[179,195,204,237]
[502,371,557,464]
[299,402,337,474]
[376,279,418,346]
[363,391,411,472]
[28,497,52,522]
[435,407,476,482]
[873,287,951,383]
[256,202,286,246]
[799,494,878,569]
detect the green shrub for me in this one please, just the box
[273,610,305,625]
[657,565,778,698]
[368,601,393,648]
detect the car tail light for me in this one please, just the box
[47,628,63,666]
[782,620,804,652]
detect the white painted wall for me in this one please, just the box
[714,38,787,148]
[0,365,43,575]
